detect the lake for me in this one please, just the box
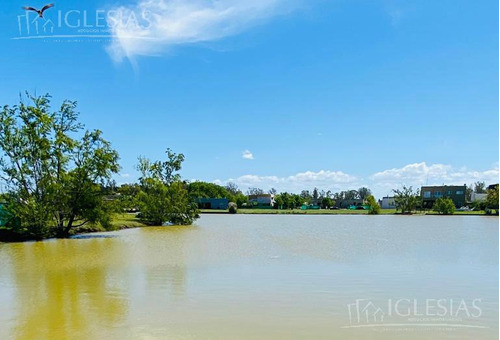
[0,215,497,339]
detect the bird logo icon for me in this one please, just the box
[22,3,54,18]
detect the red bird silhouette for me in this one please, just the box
[22,4,54,18]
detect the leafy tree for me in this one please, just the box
[393,186,421,214]
[117,183,141,211]
[293,194,304,208]
[486,185,499,215]
[136,149,199,226]
[358,187,372,200]
[366,195,380,214]
[0,93,119,239]
[474,181,486,193]
[235,193,248,208]
[274,195,284,209]
[321,197,333,209]
[188,181,233,201]
[433,198,455,215]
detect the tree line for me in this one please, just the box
[1,94,497,240]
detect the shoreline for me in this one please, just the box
[200,208,490,216]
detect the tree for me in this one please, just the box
[433,198,455,215]
[117,183,141,211]
[474,181,486,193]
[312,187,319,200]
[247,187,264,196]
[486,185,499,215]
[293,194,304,208]
[274,195,284,209]
[235,193,248,208]
[393,186,421,214]
[300,190,311,200]
[358,187,372,200]
[466,185,473,202]
[188,181,234,201]
[0,93,120,239]
[321,197,333,209]
[225,182,240,196]
[366,195,380,214]
[344,190,360,200]
[136,149,199,226]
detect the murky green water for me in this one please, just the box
[0,215,497,339]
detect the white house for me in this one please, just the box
[248,194,275,207]
[380,196,396,209]
[471,192,487,202]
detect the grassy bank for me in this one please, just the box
[200,209,488,216]
[109,213,149,229]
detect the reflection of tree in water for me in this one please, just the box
[139,227,189,299]
[8,238,128,339]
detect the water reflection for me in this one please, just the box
[6,239,128,339]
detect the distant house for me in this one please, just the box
[421,185,466,208]
[196,198,229,210]
[380,196,396,209]
[470,192,488,202]
[248,194,275,207]
[488,184,499,191]
[335,199,364,209]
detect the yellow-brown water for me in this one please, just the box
[0,215,497,339]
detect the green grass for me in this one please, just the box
[201,208,397,215]
[110,213,149,229]
[200,208,490,216]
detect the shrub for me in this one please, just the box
[228,202,238,214]
[433,198,455,215]
[366,195,380,215]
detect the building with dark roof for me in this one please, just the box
[421,185,466,208]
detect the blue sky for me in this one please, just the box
[0,0,498,197]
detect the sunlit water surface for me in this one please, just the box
[0,215,497,339]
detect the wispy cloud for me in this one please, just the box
[106,0,301,61]
[242,150,254,160]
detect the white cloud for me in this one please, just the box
[242,150,254,160]
[119,173,131,178]
[106,0,301,61]
[369,162,499,197]
[209,162,499,198]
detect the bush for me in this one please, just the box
[433,198,455,215]
[366,195,380,215]
[228,202,238,214]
